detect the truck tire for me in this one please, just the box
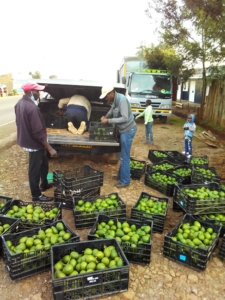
[160,116,167,124]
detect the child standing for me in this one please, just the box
[183,114,196,158]
[136,99,154,144]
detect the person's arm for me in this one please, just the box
[189,123,196,132]
[58,97,70,108]
[107,100,129,124]
[29,109,57,157]
[41,141,57,157]
[136,111,145,119]
[101,105,114,122]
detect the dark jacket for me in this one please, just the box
[106,92,136,133]
[15,95,47,149]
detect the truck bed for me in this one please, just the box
[46,128,120,147]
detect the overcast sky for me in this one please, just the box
[1,0,157,82]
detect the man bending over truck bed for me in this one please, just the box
[58,95,91,135]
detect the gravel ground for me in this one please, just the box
[0,114,225,300]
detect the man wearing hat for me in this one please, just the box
[100,85,137,188]
[15,82,57,202]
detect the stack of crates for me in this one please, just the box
[89,122,117,142]
[53,165,104,196]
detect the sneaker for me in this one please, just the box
[32,194,53,202]
[77,121,86,135]
[68,122,78,134]
[40,183,54,192]
[187,154,191,159]
[182,151,186,155]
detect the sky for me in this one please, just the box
[1,0,157,82]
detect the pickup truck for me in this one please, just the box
[36,79,126,162]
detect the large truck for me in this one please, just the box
[117,56,172,123]
[35,79,126,162]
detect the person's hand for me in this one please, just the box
[101,118,109,124]
[100,116,106,122]
[49,148,57,157]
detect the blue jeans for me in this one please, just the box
[118,126,137,185]
[184,136,192,155]
[145,121,154,143]
[66,105,89,130]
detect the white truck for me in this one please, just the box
[36,79,126,162]
[117,56,172,123]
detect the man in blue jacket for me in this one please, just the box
[100,85,137,188]
[15,82,57,201]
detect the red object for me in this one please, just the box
[21,82,45,91]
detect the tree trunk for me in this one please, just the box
[203,79,225,128]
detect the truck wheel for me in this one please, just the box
[160,116,167,124]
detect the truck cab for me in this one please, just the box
[36,79,126,160]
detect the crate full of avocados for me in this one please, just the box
[73,193,126,229]
[144,169,183,197]
[0,216,19,257]
[0,195,13,214]
[130,158,146,180]
[2,199,62,229]
[163,214,221,271]
[173,182,225,215]
[51,238,129,300]
[2,220,80,280]
[131,192,169,233]
[148,150,169,163]
[89,121,116,141]
[88,214,153,264]
[191,166,221,184]
[53,165,104,196]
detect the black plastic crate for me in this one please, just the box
[88,214,153,264]
[173,182,224,215]
[73,193,126,229]
[51,239,129,300]
[130,158,146,180]
[144,170,182,197]
[2,220,80,280]
[46,111,68,129]
[165,150,186,164]
[3,199,62,228]
[89,122,116,141]
[131,192,169,233]
[163,214,221,271]
[168,165,193,184]
[0,195,13,214]
[53,165,104,196]
[54,187,101,210]
[146,160,177,173]
[190,155,209,168]
[148,150,169,163]
[192,166,221,184]
[219,234,225,259]
[0,216,19,257]
[193,214,225,237]
[172,199,185,213]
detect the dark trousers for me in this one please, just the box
[66,105,89,130]
[28,149,49,197]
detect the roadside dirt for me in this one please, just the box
[0,113,225,300]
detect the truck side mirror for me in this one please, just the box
[122,77,126,84]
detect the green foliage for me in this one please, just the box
[49,75,57,79]
[29,71,41,79]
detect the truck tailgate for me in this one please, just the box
[46,129,119,147]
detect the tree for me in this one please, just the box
[29,71,41,79]
[49,75,57,79]
[145,0,225,118]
